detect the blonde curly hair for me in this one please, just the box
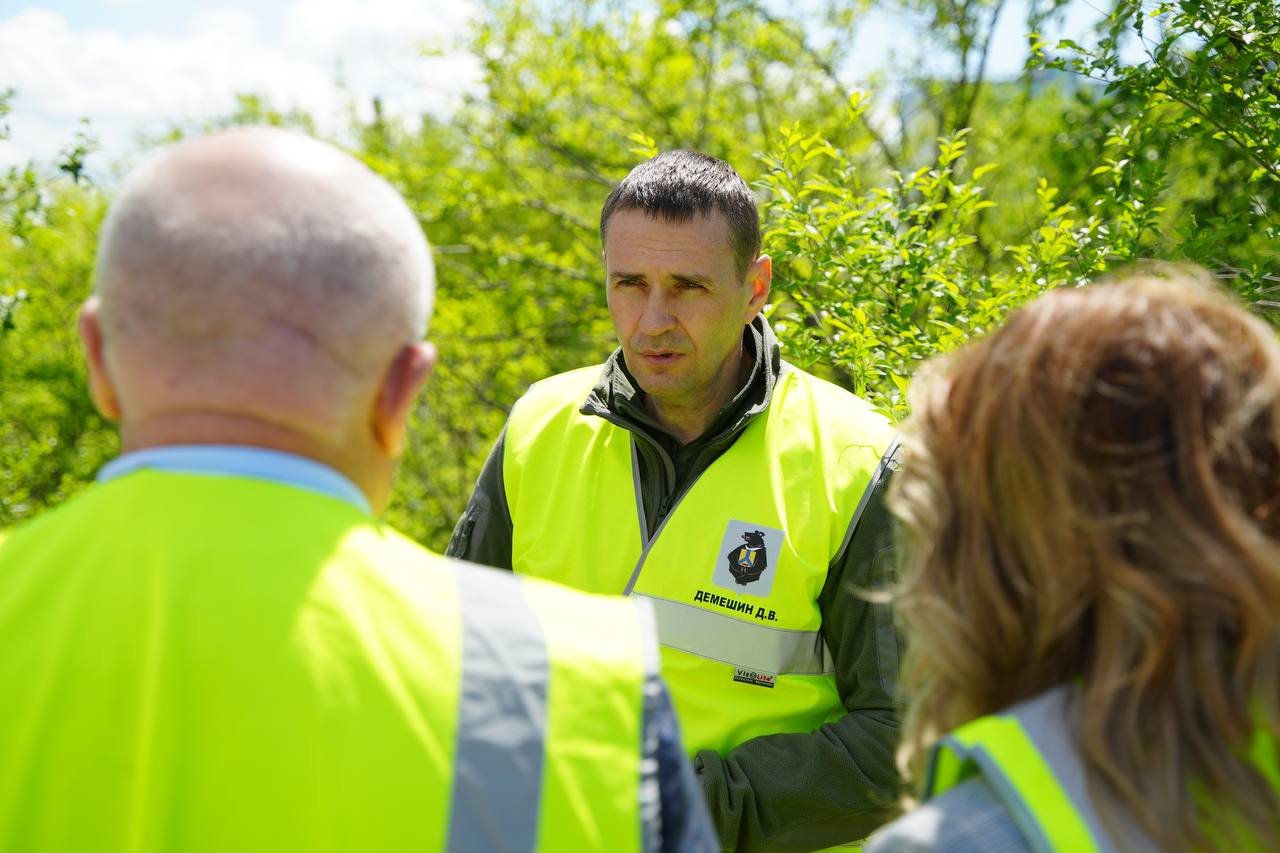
[889,268,1280,850]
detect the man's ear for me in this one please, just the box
[744,254,772,323]
[372,341,437,456]
[79,297,121,420]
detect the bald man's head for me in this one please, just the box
[83,127,438,511]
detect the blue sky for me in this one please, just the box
[19,0,273,34]
[1,0,1112,174]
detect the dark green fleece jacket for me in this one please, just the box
[446,316,904,852]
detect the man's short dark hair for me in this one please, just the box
[600,150,761,277]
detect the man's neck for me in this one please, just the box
[644,345,753,446]
[121,411,385,510]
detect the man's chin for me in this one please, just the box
[629,368,690,400]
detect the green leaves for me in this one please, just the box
[762,125,1021,419]
[0,88,12,143]
[1038,4,1279,188]
[0,180,117,527]
[0,289,26,336]
[760,96,1169,421]
[56,119,99,186]
[627,131,660,159]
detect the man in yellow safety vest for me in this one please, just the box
[0,128,715,853]
[449,150,903,851]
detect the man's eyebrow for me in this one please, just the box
[672,273,713,286]
[609,271,645,281]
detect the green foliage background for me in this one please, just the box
[2,0,1277,548]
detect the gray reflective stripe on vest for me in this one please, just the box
[934,735,1061,853]
[637,592,835,676]
[999,688,1158,853]
[630,440,649,551]
[448,566,549,853]
[635,599,662,853]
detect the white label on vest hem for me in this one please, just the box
[733,667,776,688]
[713,520,785,598]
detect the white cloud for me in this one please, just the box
[0,2,481,171]
[283,0,471,59]
[278,0,481,125]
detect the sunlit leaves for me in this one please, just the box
[1030,0,1280,287]
[762,117,1125,420]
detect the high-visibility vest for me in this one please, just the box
[0,469,651,852]
[925,687,1280,852]
[504,364,894,756]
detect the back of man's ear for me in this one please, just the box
[79,297,122,420]
[372,341,437,455]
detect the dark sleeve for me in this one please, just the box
[694,444,905,852]
[647,678,720,853]
[444,427,515,571]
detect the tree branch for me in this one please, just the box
[750,3,905,173]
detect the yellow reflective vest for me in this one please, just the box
[504,363,894,756]
[925,687,1280,852]
[0,469,651,852]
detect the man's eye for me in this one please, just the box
[616,279,643,288]
[678,281,706,291]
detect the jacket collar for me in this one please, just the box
[97,444,372,514]
[580,314,782,449]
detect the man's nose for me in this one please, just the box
[638,289,676,337]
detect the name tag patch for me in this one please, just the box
[692,589,779,622]
[733,667,776,688]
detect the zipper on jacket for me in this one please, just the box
[621,438,703,595]
[634,434,682,536]
[586,401,740,595]
[587,404,678,534]
[586,405,676,490]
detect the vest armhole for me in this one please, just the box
[829,436,901,570]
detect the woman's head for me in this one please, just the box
[891,268,1280,847]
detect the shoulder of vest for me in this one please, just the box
[507,364,608,443]
[0,481,109,550]
[7,471,388,544]
[518,365,606,411]
[781,362,881,415]
[0,475,451,596]
[778,363,896,448]
[375,523,452,566]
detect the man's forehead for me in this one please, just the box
[603,208,736,270]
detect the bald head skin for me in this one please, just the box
[81,127,437,512]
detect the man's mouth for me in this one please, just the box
[637,350,683,365]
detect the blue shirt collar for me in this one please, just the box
[97,445,372,515]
